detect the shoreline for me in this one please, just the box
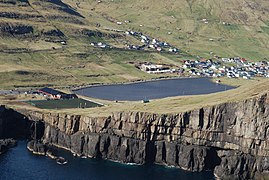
[0,75,202,95]
[27,141,214,175]
[72,77,235,101]
[0,75,257,97]
[71,75,199,91]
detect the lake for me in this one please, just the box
[0,141,215,180]
[74,78,234,101]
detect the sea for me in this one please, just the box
[0,141,215,180]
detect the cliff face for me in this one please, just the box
[0,105,35,154]
[0,105,32,139]
[18,92,268,179]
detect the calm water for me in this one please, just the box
[74,78,234,101]
[0,141,215,180]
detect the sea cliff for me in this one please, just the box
[0,91,268,179]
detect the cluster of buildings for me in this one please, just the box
[125,30,179,53]
[220,57,269,78]
[38,87,77,100]
[90,42,110,49]
[182,58,269,79]
[138,57,269,79]
[88,28,179,53]
[140,63,177,74]
[182,59,221,77]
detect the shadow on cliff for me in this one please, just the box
[204,148,221,170]
[0,105,44,140]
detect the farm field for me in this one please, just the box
[25,98,102,109]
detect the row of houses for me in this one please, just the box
[140,63,176,74]
[125,30,179,53]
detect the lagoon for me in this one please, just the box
[74,78,234,101]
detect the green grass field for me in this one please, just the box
[25,98,102,109]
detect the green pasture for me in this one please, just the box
[25,98,102,109]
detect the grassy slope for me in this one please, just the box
[67,0,269,60]
[0,0,268,90]
[2,78,268,117]
[0,0,194,89]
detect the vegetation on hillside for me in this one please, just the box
[0,0,268,89]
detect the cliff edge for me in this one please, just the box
[1,91,268,179]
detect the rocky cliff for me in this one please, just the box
[0,105,42,154]
[0,91,267,178]
[12,91,267,179]
[0,105,31,139]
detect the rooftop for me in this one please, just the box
[39,87,65,96]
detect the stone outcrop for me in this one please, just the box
[27,140,46,155]
[41,0,84,18]
[0,138,16,154]
[42,29,65,37]
[0,12,42,19]
[0,23,33,36]
[79,29,123,39]
[0,0,29,6]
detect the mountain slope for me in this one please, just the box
[0,0,268,88]
[67,0,269,60]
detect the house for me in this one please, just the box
[140,64,170,74]
[38,87,78,100]
[38,87,65,99]
[62,94,78,99]
[156,47,162,52]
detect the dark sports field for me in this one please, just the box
[26,98,102,109]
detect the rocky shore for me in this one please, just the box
[27,140,46,156]
[0,91,268,179]
[0,138,16,154]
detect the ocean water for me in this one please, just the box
[74,78,234,101]
[0,141,215,180]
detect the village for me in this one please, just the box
[87,26,269,80]
[125,30,179,53]
[89,28,179,53]
[138,57,269,80]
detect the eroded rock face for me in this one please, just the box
[0,12,42,19]
[0,23,33,36]
[27,140,46,155]
[42,29,65,37]
[11,92,269,178]
[80,29,123,39]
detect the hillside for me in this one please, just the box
[70,0,269,59]
[0,0,269,88]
